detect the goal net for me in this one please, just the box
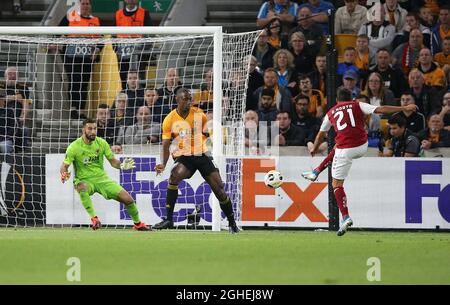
[0,27,260,230]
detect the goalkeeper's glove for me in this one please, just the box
[120,157,136,170]
[60,171,71,183]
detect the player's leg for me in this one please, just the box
[302,146,336,182]
[115,189,151,231]
[75,181,100,230]
[199,156,240,233]
[154,161,193,229]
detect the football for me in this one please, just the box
[264,170,283,189]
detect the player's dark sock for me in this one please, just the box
[333,186,349,219]
[315,148,335,173]
[219,197,235,223]
[79,190,97,218]
[166,184,179,222]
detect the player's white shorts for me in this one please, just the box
[332,142,368,180]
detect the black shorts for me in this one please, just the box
[174,154,219,178]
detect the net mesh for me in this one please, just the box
[0,30,260,229]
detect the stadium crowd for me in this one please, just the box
[1,0,450,156]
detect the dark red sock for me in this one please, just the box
[333,186,349,218]
[315,148,335,173]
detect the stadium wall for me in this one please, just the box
[45,155,450,229]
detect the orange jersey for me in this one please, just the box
[434,52,450,68]
[423,67,447,88]
[67,11,100,38]
[162,107,209,158]
[115,8,145,38]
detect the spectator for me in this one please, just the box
[337,47,360,86]
[256,0,298,34]
[363,72,397,107]
[392,12,433,52]
[412,1,446,19]
[433,36,450,76]
[297,74,326,117]
[432,6,450,53]
[392,29,424,75]
[273,49,297,93]
[307,54,327,97]
[123,70,145,126]
[354,34,376,74]
[418,6,434,29]
[110,92,128,152]
[291,95,321,138]
[439,91,450,131]
[114,0,152,90]
[383,0,407,33]
[289,7,325,57]
[154,67,182,123]
[96,103,116,145]
[358,3,396,53]
[367,48,407,98]
[408,69,442,117]
[339,70,361,99]
[3,66,31,151]
[288,32,315,77]
[334,0,367,35]
[252,29,277,71]
[417,113,450,148]
[246,55,265,111]
[417,47,447,90]
[273,111,309,146]
[391,93,426,133]
[266,18,288,49]
[144,88,159,110]
[252,68,292,112]
[379,115,421,157]
[59,0,102,119]
[257,88,278,122]
[0,92,15,153]
[298,0,335,35]
[192,68,213,112]
[244,110,261,150]
[116,105,160,145]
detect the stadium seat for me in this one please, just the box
[335,34,357,63]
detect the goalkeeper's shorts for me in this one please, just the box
[74,176,124,200]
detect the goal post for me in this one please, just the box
[0,26,260,230]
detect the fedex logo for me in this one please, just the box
[241,159,328,223]
[118,157,240,222]
[405,161,450,223]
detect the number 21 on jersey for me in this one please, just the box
[334,109,356,131]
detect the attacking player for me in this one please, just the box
[60,118,150,231]
[302,88,418,236]
[153,88,240,234]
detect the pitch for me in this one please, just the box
[0,229,449,284]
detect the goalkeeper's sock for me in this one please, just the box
[219,197,235,223]
[166,184,179,222]
[315,148,335,173]
[79,191,97,218]
[333,186,349,219]
[125,202,141,224]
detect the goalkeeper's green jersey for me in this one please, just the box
[63,136,114,181]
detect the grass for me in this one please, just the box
[0,228,449,284]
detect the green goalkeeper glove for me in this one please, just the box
[120,158,136,170]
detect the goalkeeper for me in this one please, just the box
[60,118,150,231]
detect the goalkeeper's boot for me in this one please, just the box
[228,220,240,234]
[153,218,174,230]
[301,169,319,182]
[337,216,353,237]
[133,222,151,231]
[91,216,102,230]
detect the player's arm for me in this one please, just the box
[310,115,331,156]
[374,104,418,115]
[155,115,172,175]
[155,139,171,175]
[102,138,135,170]
[60,145,74,183]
